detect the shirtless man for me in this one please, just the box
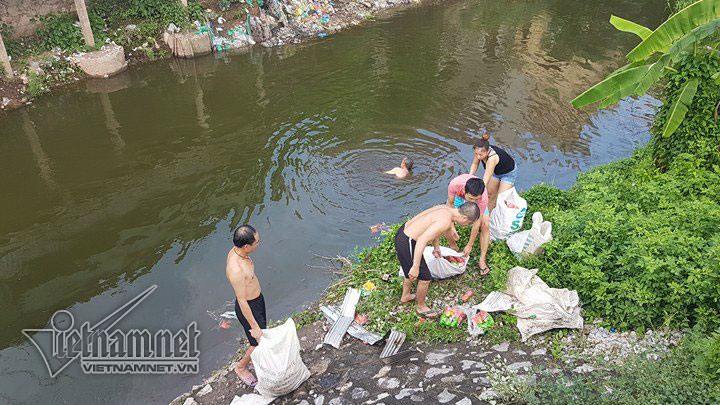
[394,203,480,317]
[226,225,266,387]
[385,157,414,179]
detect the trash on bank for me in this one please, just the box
[323,288,361,348]
[354,313,368,325]
[440,306,466,328]
[506,211,552,259]
[489,187,527,241]
[477,267,583,341]
[370,222,390,234]
[461,289,474,302]
[380,329,406,359]
[361,281,376,296]
[219,319,232,329]
[465,309,494,336]
[320,304,382,345]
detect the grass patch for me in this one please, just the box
[519,332,720,404]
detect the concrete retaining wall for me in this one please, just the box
[0,0,76,37]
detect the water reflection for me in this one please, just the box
[0,0,665,402]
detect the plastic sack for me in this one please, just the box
[397,246,468,280]
[489,187,528,241]
[477,267,583,341]
[506,212,552,259]
[251,318,310,398]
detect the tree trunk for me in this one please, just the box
[74,0,96,47]
[0,31,13,79]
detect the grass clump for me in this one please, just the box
[519,331,720,404]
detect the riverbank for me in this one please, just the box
[172,318,685,405]
[0,0,428,112]
[173,144,720,404]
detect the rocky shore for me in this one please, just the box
[172,315,681,405]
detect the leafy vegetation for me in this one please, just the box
[325,143,719,339]
[572,0,720,138]
[649,52,720,169]
[34,12,107,53]
[517,331,720,403]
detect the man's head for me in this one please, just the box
[402,158,414,171]
[233,224,260,254]
[473,132,491,161]
[464,177,485,202]
[457,202,480,225]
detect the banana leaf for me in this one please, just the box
[627,0,720,62]
[571,64,651,108]
[634,19,720,95]
[610,15,653,40]
[661,78,699,137]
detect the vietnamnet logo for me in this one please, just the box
[22,285,200,377]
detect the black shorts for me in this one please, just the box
[234,293,267,346]
[394,223,433,281]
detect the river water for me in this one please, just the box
[0,0,664,403]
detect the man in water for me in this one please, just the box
[395,203,480,317]
[446,174,492,275]
[226,225,267,387]
[385,157,414,179]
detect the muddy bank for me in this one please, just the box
[172,316,681,405]
[0,0,428,113]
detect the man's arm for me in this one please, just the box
[469,156,480,175]
[446,194,455,207]
[463,218,481,256]
[228,271,262,333]
[411,221,450,275]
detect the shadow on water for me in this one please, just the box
[0,0,665,402]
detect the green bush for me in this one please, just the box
[122,0,190,27]
[519,149,720,332]
[650,53,720,171]
[689,329,720,380]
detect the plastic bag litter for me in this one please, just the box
[230,393,273,405]
[396,246,468,280]
[463,307,495,336]
[477,267,583,341]
[250,318,310,399]
[489,187,527,241]
[506,212,552,259]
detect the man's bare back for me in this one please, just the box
[226,249,261,300]
[403,205,454,240]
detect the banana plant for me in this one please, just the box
[572,0,720,137]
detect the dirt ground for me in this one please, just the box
[171,319,579,405]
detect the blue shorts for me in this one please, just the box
[492,166,518,185]
[453,196,490,216]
